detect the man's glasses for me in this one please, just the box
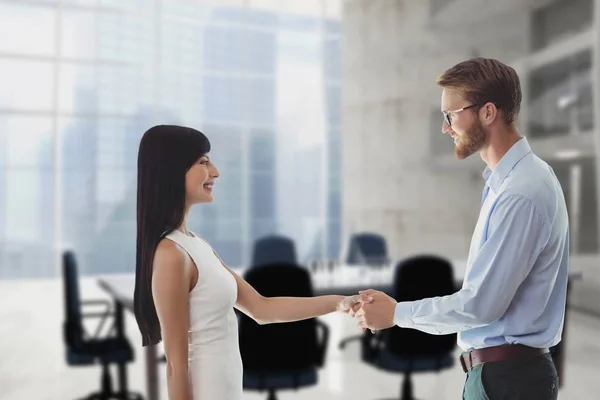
[442,104,479,127]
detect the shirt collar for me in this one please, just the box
[482,137,531,193]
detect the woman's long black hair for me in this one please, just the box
[133,125,211,346]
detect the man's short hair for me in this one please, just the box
[437,57,522,126]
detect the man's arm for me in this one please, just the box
[392,194,551,335]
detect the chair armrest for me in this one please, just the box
[82,299,112,308]
[81,299,115,339]
[315,319,330,367]
[81,312,114,318]
[339,334,363,350]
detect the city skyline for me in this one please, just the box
[0,1,343,277]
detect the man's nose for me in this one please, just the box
[442,120,452,135]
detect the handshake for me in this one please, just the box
[336,289,398,333]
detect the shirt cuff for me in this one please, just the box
[393,301,414,328]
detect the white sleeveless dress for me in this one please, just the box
[164,229,243,400]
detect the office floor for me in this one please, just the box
[1,277,599,400]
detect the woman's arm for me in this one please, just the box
[152,240,196,400]
[214,251,370,324]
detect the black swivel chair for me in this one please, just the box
[345,232,390,265]
[62,251,143,400]
[339,232,390,348]
[341,255,457,400]
[239,263,329,400]
[251,235,297,267]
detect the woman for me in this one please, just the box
[133,125,370,400]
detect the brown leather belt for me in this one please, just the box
[460,344,549,373]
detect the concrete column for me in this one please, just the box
[594,0,600,252]
[341,0,529,260]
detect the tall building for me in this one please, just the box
[324,18,342,259]
[88,4,334,271]
[0,1,342,277]
[195,6,278,266]
[61,89,99,274]
[273,12,344,263]
[0,117,6,247]
[38,130,54,265]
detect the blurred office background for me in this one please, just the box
[1,0,600,399]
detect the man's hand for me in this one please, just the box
[336,293,373,314]
[353,289,397,333]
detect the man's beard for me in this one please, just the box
[454,120,488,159]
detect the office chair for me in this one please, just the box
[340,255,457,400]
[251,235,297,267]
[239,263,329,400]
[345,232,390,265]
[62,251,143,400]
[339,232,391,348]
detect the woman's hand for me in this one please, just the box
[336,293,373,314]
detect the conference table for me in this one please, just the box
[98,261,582,400]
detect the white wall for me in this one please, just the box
[341,0,530,260]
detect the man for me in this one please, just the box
[352,58,569,399]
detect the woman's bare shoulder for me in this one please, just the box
[153,238,192,274]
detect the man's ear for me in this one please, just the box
[481,102,499,126]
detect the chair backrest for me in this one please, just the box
[346,232,388,265]
[251,235,297,267]
[62,251,84,348]
[239,263,320,371]
[386,255,457,356]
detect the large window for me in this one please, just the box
[531,0,593,51]
[549,158,598,253]
[528,50,593,139]
[0,0,342,278]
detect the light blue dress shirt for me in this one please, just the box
[394,137,570,351]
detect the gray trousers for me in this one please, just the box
[462,353,559,400]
